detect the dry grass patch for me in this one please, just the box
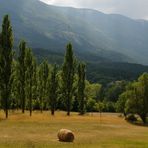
[0,110,148,148]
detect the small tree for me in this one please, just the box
[48,64,58,115]
[78,63,86,115]
[116,92,128,117]
[0,15,13,118]
[61,43,75,116]
[94,101,104,123]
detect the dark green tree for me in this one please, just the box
[126,73,148,123]
[48,64,58,115]
[18,40,27,113]
[25,48,36,116]
[61,43,75,116]
[105,81,127,102]
[116,91,129,117]
[32,59,37,110]
[10,60,20,110]
[78,63,86,115]
[0,15,13,118]
[38,60,49,113]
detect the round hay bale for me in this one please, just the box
[57,129,74,142]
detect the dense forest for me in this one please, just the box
[0,15,148,123]
[32,48,148,85]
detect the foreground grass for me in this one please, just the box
[0,111,148,148]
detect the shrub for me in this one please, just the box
[125,114,137,122]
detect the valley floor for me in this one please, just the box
[0,111,148,148]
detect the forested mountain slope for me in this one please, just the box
[0,0,148,64]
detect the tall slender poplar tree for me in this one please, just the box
[78,63,86,115]
[48,64,58,115]
[0,15,13,118]
[61,43,75,116]
[25,48,36,116]
[18,40,27,113]
[38,60,49,113]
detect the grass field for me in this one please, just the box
[0,111,148,148]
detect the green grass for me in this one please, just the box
[0,111,148,148]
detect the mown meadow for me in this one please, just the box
[0,111,148,148]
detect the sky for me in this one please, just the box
[40,0,148,20]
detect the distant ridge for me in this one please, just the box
[0,0,148,65]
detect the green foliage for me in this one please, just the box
[10,60,20,110]
[87,62,148,85]
[17,40,27,113]
[78,63,86,115]
[25,48,36,116]
[61,43,75,116]
[103,101,116,112]
[48,64,58,115]
[85,81,102,101]
[86,98,96,112]
[116,73,148,123]
[0,14,148,120]
[125,73,148,123]
[105,81,127,102]
[116,91,129,116]
[31,48,148,86]
[94,102,105,113]
[0,14,13,118]
[37,60,49,112]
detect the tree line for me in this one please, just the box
[0,15,86,118]
[116,73,148,123]
[0,15,147,124]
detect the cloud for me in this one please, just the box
[40,0,148,20]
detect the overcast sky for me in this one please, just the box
[40,0,148,20]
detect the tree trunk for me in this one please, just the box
[123,112,127,117]
[21,86,25,113]
[29,90,32,117]
[30,97,32,117]
[5,88,9,119]
[22,90,25,113]
[22,96,25,113]
[22,108,25,114]
[41,109,43,113]
[30,109,32,116]
[67,93,71,116]
[51,109,54,116]
[5,108,8,118]
[67,98,70,116]
[40,98,43,113]
[67,111,70,116]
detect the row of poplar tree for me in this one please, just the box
[0,15,86,118]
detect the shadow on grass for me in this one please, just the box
[126,120,148,127]
[0,117,7,121]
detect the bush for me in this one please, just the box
[125,114,137,122]
[86,98,96,112]
[103,101,116,112]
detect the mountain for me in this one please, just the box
[1,0,148,84]
[1,0,148,64]
[33,48,148,85]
